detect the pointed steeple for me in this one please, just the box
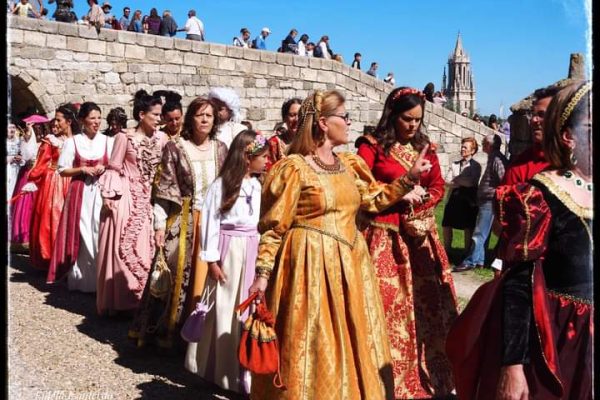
[453,31,464,57]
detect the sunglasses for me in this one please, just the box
[328,113,351,123]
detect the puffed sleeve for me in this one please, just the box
[27,141,53,184]
[413,150,445,212]
[153,141,183,207]
[339,152,410,213]
[57,137,75,173]
[200,178,223,262]
[255,156,302,272]
[99,132,127,199]
[495,183,551,366]
[495,183,551,263]
[356,141,377,169]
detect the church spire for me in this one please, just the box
[453,31,464,57]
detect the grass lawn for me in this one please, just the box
[434,194,496,280]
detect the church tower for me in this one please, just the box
[445,33,476,115]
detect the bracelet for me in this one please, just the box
[255,266,272,280]
[399,175,415,191]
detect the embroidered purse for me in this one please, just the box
[181,286,215,342]
[237,292,286,389]
[401,205,436,239]
[148,247,171,300]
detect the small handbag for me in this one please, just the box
[401,205,436,239]
[237,292,286,389]
[148,247,172,300]
[181,286,215,343]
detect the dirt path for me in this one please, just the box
[8,253,490,399]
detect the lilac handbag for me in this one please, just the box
[180,286,215,343]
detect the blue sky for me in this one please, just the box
[42,0,590,117]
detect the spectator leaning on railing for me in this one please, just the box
[118,6,130,30]
[159,10,178,37]
[233,28,251,48]
[253,27,271,50]
[178,9,204,41]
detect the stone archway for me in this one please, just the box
[8,70,55,121]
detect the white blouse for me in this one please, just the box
[200,177,261,262]
[58,133,114,172]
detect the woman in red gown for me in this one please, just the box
[446,81,592,399]
[28,104,78,270]
[356,87,458,399]
[265,97,301,170]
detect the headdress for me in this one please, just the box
[208,87,242,123]
[246,132,268,156]
[297,91,323,133]
[392,88,425,101]
[558,81,591,131]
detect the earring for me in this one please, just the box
[569,146,578,166]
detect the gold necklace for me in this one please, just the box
[311,153,341,172]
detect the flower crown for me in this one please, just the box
[392,88,425,101]
[558,81,591,131]
[246,133,268,155]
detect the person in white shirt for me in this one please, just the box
[317,35,332,59]
[233,27,251,47]
[181,9,204,41]
[208,87,247,148]
[383,72,395,86]
[297,33,309,56]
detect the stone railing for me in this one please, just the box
[7,16,500,171]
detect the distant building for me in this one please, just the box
[444,32,476,116]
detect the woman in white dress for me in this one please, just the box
[185,130,269,394]
[207,87,247,148]
[6,123,22,202]
[47,102,115,292]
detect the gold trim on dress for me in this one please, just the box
[390,142,418,172]
[290,223,357,249]
[522,186,535,261]
[547,289,593,305]
[369,220,400,233]
[532,173,593,220]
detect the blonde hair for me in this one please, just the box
[543,80,591,169]
[287,90,345,156]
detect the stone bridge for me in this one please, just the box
[7,16,498,170]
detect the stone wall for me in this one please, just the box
[7,16,499,172]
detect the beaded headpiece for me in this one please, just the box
[558,81,591,131]
[392,88,425,101]
[297,91,323,133]
[245,132,268,155]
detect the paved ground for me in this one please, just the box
[7,252,489,400]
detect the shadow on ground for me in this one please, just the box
[8,253,246,400]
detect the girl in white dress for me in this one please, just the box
[47,102,115,292]
[185,130,269,394]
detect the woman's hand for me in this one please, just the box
[209,261,227,284]
[93,165,106,176]
[154,229,166,248]
[102,198,116,215]
[495,365,530,400]
[408,144,432,181]
[402,185,427,204]
[248,276,268,298]
[81,166,93,176]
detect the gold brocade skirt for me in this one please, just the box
[251,227,394,400]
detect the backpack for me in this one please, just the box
[251,38,257,48]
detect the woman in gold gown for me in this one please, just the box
[248,90,432,399]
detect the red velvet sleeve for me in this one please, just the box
[26,140,52,184]
[412,150,445,212]
[356,142,377,170]
[495,183,551,264]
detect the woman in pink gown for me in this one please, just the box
[96,90,168,315]
[10,121,41,253]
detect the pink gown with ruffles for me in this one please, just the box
[96,131,167,315]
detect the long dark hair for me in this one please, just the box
[133,89,162,122]
[56,103,81,133]
[104,107,128,137]
[218,130,267,213]
[373,86,429,154]
[181,97,221,141]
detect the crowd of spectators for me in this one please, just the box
[10,2,393,82]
